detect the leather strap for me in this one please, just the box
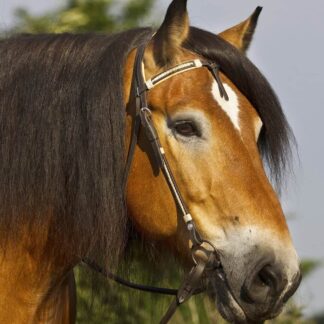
[83,258,184,296]
[160,251,217,324]
[160,260,206,324]
[123,44,148,189]
[84,40,229,324]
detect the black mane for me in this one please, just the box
[0,29,150,266]
[0,26,293,267]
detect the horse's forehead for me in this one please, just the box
[210,75,263,139]
[148,65,212,107]
[147,62,262,136]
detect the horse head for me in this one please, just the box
[125,1,301,322]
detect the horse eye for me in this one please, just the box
[173,121,199,137]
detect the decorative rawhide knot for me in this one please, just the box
[204,62,229,101]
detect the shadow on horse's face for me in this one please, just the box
[125,1,301,322]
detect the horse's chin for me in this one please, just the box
[217,300,247,324]
[208,270,248,324]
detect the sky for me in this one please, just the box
[1,0,323,317]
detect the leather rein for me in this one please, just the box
[83,42,229,324]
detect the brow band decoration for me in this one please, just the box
[143,59,229,102]
[145,59,203,90]
[206,62,229,101]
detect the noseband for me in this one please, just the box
[84,41,229,323]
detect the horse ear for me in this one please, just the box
[152,0,189,66]
[219,7,262,53]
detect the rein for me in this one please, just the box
[83,42,229,323]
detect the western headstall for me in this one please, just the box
[84,41,230,324]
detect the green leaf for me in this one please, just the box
[300,259,322,278]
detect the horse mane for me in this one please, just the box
[0,29,151,267]
[184,27,294,188]
[0,25,293,268]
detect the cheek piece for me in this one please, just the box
[83,40,229,324]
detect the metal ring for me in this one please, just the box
[191,240,221,270]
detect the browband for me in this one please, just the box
[145,59,203,90]
[140,58,229,101]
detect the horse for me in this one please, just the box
[0,0,301,323]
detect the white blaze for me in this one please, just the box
[212,82,240,132]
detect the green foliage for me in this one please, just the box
[12,0,155,34]
[74,243,323,324]
[75,263,319,324]
[74,245,322,324]
[300,259,322,278]
[75,263,221,324]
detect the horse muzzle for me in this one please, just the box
[207,253,302,323]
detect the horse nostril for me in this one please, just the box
[258,266,277,291]
[242,264,287,305]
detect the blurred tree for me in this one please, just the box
[12,0,155,33]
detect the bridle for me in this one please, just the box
[83,40,230,323]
